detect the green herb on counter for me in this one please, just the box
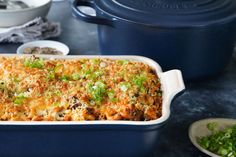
[197,122,236,157]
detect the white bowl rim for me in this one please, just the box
[17,40,70,56]
[0,0,52,13]
[0,54,185,126]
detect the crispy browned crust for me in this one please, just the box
[0,56,162,121]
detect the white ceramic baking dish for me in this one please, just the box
[0,54,185,157]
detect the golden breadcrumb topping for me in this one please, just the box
[0,56,162,121]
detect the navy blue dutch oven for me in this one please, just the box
[72,0,236,80]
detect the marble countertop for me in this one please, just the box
[1,1,236,157]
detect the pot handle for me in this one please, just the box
[72,0,114,26]
[160,70,185,101]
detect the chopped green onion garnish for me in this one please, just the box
[120,85,128,92]
[94,71,103,77]
[47,72,55,80]
[24,58,44,69]
[54,64,63,73]
[53,102,61,107]
[54,90,62,96]
[14,93,27,105]
[117,60,129,65]
[72,73,80,80]
[90,59,100,65]
[119,82,131,92]
[60,75,70,82]
[87,81,106,104]
[107,90,115,99]
[133,74,147,92]
[107,90,118,102]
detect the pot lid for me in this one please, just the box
[94,0,236,27]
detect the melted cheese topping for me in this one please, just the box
[0,56,162,121]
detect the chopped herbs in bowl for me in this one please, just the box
[189,118,236,157]
[198,123,236,157]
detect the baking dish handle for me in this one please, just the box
[72,0,114,26]
[161,70,185,101]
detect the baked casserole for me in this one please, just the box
[0,56,162,121]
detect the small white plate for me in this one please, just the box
[17,40,69,55]
[189,118,236,157]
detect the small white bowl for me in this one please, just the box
[189,118,236,157]
[17,40,70,55]
[0,0,52,28]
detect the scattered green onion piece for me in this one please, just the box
[54,90,62,96]
[117,60,129,65]
[107,90,118,102]
[91,59,100,65]
[53,102,61,107]
[14,93,27,105]
[133,74,147,92]
[24,58,44,69]
[47,72,55,80]
[87,81,106,104]
[72,73,80,80]
[60,75,70,82]
[54,64,63,73]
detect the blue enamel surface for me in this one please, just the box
[72,0,236,80]
[0,124,163,157]
[97,20,236,80]
[93,0,236,27]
